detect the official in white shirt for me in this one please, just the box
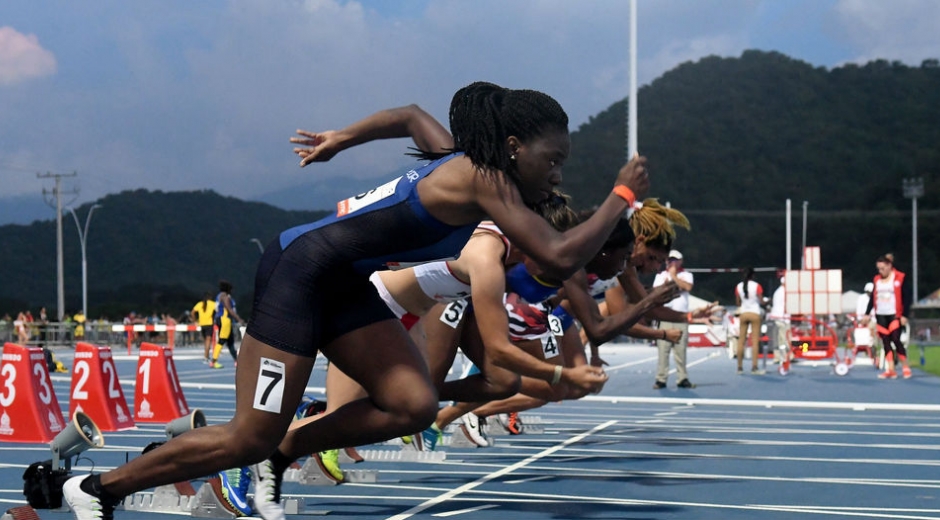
[652,250,696,389]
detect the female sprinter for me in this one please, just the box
[64,82,651,520]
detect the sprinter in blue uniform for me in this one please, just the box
[64,82,652,520]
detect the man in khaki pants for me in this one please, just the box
[652,250,695,389]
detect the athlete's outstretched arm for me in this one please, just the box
[292,104,453,165]
[461,236,606,393]
[478,156,649,280]
[564,270,679,347]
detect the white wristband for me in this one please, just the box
[550,365,563,385]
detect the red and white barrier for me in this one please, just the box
[111,324,201,353]
[69,342,135,432]
[0,343,66,443]
[133,342,190,423]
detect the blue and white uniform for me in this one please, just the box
[247,153,479,357]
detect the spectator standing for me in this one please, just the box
[15,311,29,344]
[651,250,696,389]
[863,253,912,379]
[768,277,789,360]
[38,307,49,348]
[73,309,86,342]
[192,293,217,362]
[210,280,244,368]
[735,267,765,375]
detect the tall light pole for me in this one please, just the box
[67,204,102,316]
[903,178,924,303]
[249,238,264,254]
[801,201,808,268]
[626,0,638,160]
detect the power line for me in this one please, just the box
[682,209,939,218]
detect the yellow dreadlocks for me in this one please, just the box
[630,198,690,249]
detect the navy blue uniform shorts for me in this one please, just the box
[245,235,396,358]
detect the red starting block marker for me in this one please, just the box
[0,343,66,443]
[134,343,189,423]
[69,342,135,431]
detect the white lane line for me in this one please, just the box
[605,355,658,372]
[668,350,723,375]
[432,504,498,517]
[579,394,940,412]
[504,475,552,484]
[383,420,617,520]
[294,487,940,519]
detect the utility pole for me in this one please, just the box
[38,171,78,322]
[903,178,924,302]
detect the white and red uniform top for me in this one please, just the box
[735,281,764,314]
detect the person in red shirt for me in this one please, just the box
[863,253,913,379]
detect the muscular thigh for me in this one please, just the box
[230,334,316,439]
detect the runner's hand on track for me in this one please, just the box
[563,364,608,394]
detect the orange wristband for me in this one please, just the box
[612,185,636,207]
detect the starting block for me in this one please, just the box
[355,449,446,463]
[122,482,198,514]
[285,457,379,486]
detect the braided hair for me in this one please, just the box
[741,267,755,298]
[629,198,690,250]
[413,82,568,187]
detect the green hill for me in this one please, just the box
[0,190,328,319]
[1,50,938,317]
[564,50,939,302]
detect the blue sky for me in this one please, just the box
[1,0,938,210]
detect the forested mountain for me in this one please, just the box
[563,50,939,301]
[1,50,937,316]
[0,190,328,318]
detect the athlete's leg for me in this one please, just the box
[276,319,438,459]
[98,334,314,497]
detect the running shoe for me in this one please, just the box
[458,412,489,447]
[505,412,523,435]
[314,450,344,482]
[62,475,120,520]
[400,434,415,446]
[218,467,252,517]
[250,459,284,520]
[902,366,913,379]
[343,446,365,463]
[676,379,696,389]
[751,368,766,376]
[210,361,223,369]
[419,424,442,451]
[878,369,898,379]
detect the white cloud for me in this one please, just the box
[834,0,940,65]
[1,0,938,206]
[0,26,57,86]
